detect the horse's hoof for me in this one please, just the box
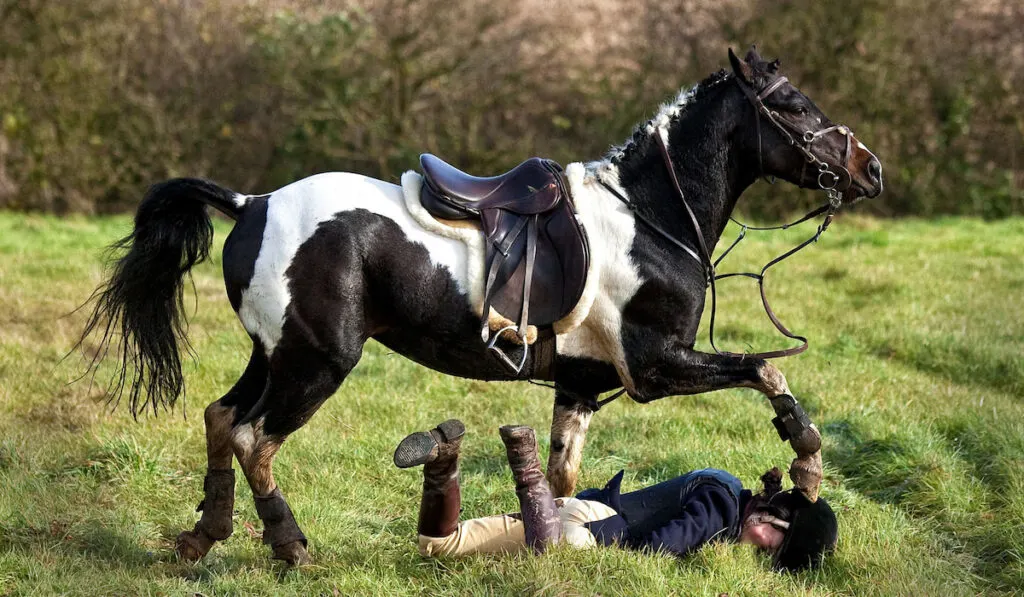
[789,451,823,503]
[175,529,215,562]
[273,540,312,567]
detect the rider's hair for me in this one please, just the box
[759,467,784,498]
[745,466,785,518]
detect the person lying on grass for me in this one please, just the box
[394,419,837,572]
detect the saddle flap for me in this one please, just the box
[483,202,589,327]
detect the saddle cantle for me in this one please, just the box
[418,154,590,374]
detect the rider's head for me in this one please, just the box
[739,467,839,571]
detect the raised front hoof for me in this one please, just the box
[272,541,312,567]
[789,451,823,503]
[175,528,216,563]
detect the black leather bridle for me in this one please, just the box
[601,74,859,361]
[736,74,856,202]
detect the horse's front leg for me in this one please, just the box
[546,391,595,497]
[629,349,823,501]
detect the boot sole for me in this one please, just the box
[394,419,465,469]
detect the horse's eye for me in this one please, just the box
[795,106,808,116]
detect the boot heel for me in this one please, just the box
[394,419,466,469]
[436,419,466,443]
[394,432,439,469]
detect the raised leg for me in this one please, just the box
[230,343,355,566]
[176,348,268,562]
[629,349,823,501]
[546,392,594,497]
[500,425,562,554]
[393,419,465,546]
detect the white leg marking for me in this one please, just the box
[758,362,791,397]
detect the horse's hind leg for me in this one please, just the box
[176,347,268,562]
[230,341,356,566]
[546,392,595,497]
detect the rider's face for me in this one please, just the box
[739,516,787,551]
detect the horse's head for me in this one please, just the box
[728,47,883,203]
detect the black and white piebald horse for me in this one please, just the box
[80,48,882,565]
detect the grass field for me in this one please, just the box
[1,212,1022,596]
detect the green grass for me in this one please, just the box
[1,212,1022,596]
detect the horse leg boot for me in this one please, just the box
[499,425,561,554]
[232,422,311,566]
[769,393,823,502]
[756,364,823,502]
[176,400,240,562]
[175,469,235,561]
[394,419,466,538]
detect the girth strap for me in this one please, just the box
[479,216,529,341]
[518,215,539,337]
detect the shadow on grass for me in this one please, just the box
[0,518,156,570]
[824,416,1022,591]
[870,337,1023,398]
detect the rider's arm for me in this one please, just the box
[624,484,736,557]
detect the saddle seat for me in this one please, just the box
[417,153,590,374]
[419,154,563,219]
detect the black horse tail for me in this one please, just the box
[77,178,242,418]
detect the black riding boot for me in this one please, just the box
[394,419,465,538]
[499,425,561,554]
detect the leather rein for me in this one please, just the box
[601,75,857,360]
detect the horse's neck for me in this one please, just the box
[615,102,756,254]
[668,137,750,249]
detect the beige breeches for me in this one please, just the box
[418,497,617,557]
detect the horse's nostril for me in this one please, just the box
[868,159,882,181]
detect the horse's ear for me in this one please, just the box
[744,45,764,65]
[767,58,781,74]
[729,47,754,84]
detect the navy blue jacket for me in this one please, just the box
[577,469,752,557]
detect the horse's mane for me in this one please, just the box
[603,69,734,167]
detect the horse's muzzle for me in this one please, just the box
[866,158,883,197]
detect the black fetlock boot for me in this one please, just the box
[394,419,465,538]
[254,487,311,566]
[499,425,561,554]
[175,469,235,562]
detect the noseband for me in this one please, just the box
[600,75,854,363]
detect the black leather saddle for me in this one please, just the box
[418,154,590,373]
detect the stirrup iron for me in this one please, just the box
[487,324,529,374]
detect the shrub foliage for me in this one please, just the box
[0,0,1020,216]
